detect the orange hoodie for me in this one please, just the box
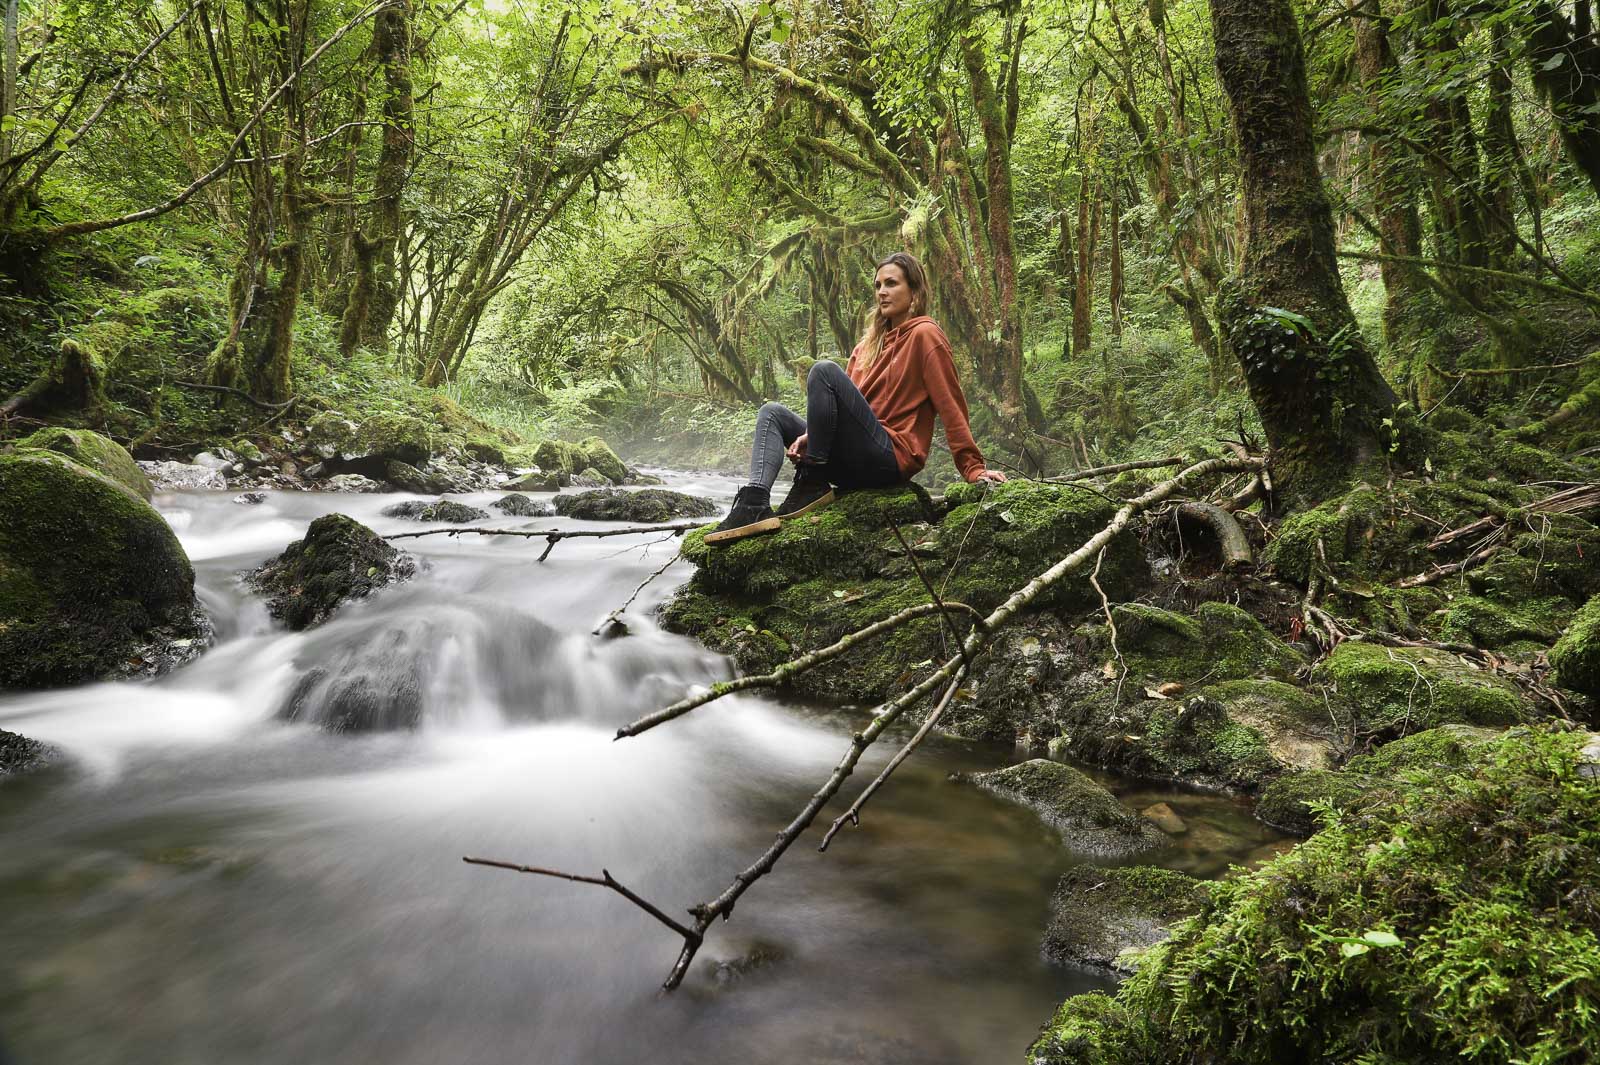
[845,315,987,482]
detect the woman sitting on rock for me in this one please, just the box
[706,252,1007,545]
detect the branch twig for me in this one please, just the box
[461,858,702,944]
[382,522,701,562]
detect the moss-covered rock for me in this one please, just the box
[1430,594,1570,651]
[532,439,585,477]
[1,729,58,779]
[16,427,152,500]
[1342,722,1504,777]
[1254,768,1380,835]
[0,450,204,688]
[577,436,629,484]
[1030,727,1600,1065]
[552,488,716,523]
[307,410,434,469]
[1043,866,1209,973]
[1313,640,1526,735]
[491,493,554,518]
[246,514,415,630]
[964,759,1166,858]
[1550,595,1600,699]
[1191,678,1337,771]
[663,481,1145,704]
[379,499,489,523]
[1104,601,1305,684]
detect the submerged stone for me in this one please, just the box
[247,513,415,630]
[553,488,716,523]
[964,759,1166,858]
[1043,865,1207,973]
[0,450,205,688]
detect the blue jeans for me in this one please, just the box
[748,361,902,490]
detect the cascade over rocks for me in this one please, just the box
[0,450,206,688]
[247,513,416,630]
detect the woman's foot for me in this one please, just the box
[775,468,835,519]
[704,486,781,544]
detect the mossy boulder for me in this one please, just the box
[1343,723,1504,777]
[1254,768,1380,835]
[1429,594,1570,651]
[1190,678,1338,771]
[491,493,555,518]
[0,450,203,688]
[1550,595,1600,699]
[1043,866,1209,973]
[532,439,585,477]
[1103,601,1305,684]
[307,411,434,469]
[1312,641,1526,735]
[16,427,151,500]
[246,514,415,630]
[1030,727,1600,1065]
[577,436,629,484]
[1,729,58,778]
[964,759,1166,858]
[552,488,715,523]
[379,499,489,523]
[663,481,1146,703]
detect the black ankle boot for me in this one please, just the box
[775,467,835,519]
[704,485,781,544]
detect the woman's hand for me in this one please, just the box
[786,434,809,464]
[972,469,1007,484]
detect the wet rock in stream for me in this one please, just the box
[1043,865,1208,973]
[246,513,416,631]
[962,759,1166,858]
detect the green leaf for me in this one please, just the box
[1361,929,1402,948]
[1340,942,1371,958]
[1542,53,1567,71]
[770,20,791,44]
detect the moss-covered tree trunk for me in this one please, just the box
[1353,0,1444,402]
[1209,0,1402,497]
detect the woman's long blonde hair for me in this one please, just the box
[855,251,929,371]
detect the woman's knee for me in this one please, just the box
[757,401,790,423]
[808,360,846,387]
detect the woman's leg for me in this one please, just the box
[748,401,807,490]
[804,361,900,488]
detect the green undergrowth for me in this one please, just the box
[1031,726,1600,1065]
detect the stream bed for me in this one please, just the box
[0,472,1279,1064]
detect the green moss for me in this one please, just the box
[1044,865,1209,972]
[1508,515,1600,602]
[1254,768,1381,835]
[967,759,1165,857]
[352,412,433,466]
[577,436,629,483]
[1430,595,1570,650]
[532,439,585,476]
[1107,601,1303,684]
[0,451,198,687]
[1549,595,1600,699]
[1344,723,1504,778]
[1138,696,1280,789]
[15,427,152,500]
[552,488,716,523]
[1032,728,1600,1065]
[1313,641,1526,735]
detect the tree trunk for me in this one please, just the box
[1527,0,1600,200]
[362,0,413,350]
[1209,0,1402,498]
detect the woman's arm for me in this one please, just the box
[915,327,999,482]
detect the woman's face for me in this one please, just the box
[874,263,915,324]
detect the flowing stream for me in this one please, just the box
[0,473,1281,1064]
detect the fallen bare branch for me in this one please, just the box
[382,522,701,561]
[462,857,702,944]
[594,549,682,636]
